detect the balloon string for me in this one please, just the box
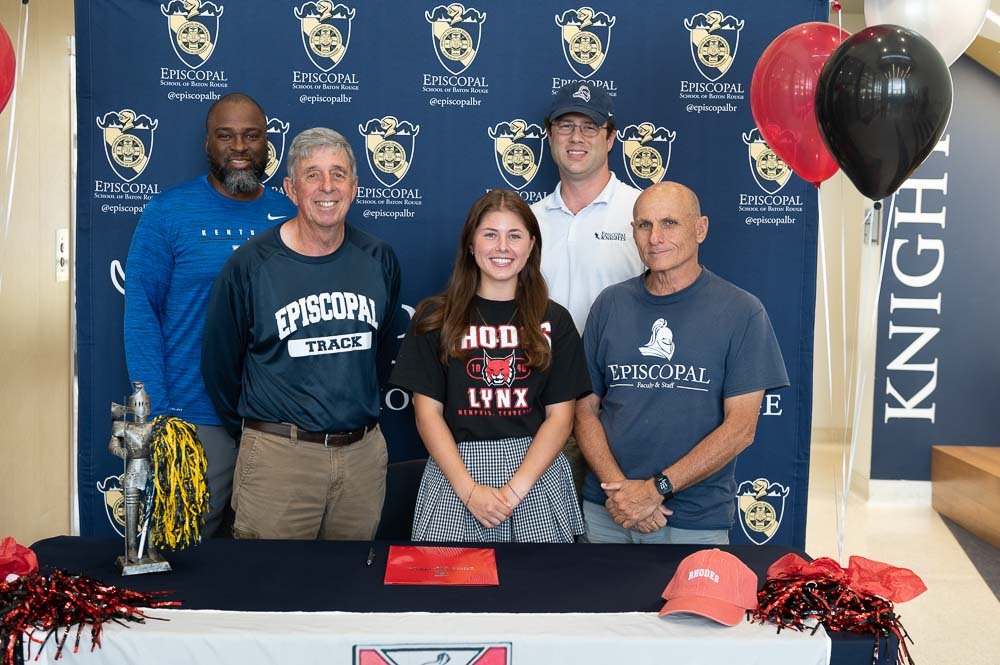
[832,173,849,563]
[817,189,834,413]
[838,176,852,555]
[872,196,895,330]
[838,176,848,428]
[837,195,895,563]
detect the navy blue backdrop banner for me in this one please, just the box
[75,0,824,544]
[871,57,1000,481]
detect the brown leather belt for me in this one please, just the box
[243,419,375,447]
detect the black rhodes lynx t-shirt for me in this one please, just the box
[391,296,591,443]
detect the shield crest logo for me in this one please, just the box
[264,117,291,184]
[487,119,545,191]
[358,116,419,187]
[96,109,158,183]
[426,4,486,75]
[160,1,224,69]
[736,478,789,545]
[354,644,511,665]
[97,474,126,537]
[555,7,616,79]
[684,11,743,82]
[743,128,791,194]
[618,123,676,189]
[294,2,355,72]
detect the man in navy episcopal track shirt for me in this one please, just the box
[124,94,296,537]
[202,128,401,541]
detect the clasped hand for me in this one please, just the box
[601,479,672,533]
[465,483,522,528]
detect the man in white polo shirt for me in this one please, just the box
[531,83,644,494]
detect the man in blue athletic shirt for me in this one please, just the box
[575,182,788,545]
[202,128,401,541]
[124,93,296,538]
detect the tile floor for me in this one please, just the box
[806,443,1000,664]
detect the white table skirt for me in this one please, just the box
[27,609,831,665]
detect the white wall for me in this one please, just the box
[0,0,74,543]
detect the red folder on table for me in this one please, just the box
[384,545,499,586]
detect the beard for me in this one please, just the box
[208,152,266,195]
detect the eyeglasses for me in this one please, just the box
[552,120,605,138]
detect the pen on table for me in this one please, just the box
[366,542,376,567]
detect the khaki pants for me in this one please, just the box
[231,424,387,540]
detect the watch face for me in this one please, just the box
[656,476,671,495]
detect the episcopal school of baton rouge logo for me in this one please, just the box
[160,0,223,69]
[294,2,355,72]
[742,128,791,195]
[97,474,127,537]
[684,10,743,82]
[618,123,676,189]
[556,7,615,79]
[354,643,511,665]
[736,478,789,545]
[426,4,486,75]
[488,120,546,191]
[97,110,158,182]
[358,116,419,187]
[264,117,290,184]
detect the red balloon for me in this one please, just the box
[0,23,15,115]
[750,22,848,187]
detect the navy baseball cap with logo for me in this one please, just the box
[546,82,614,126]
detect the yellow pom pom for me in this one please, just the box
[149,416,210,550]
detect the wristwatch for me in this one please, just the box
[652,472,674,499]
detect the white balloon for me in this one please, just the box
[864,0,989,65]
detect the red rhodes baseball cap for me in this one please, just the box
[659,548,759,626]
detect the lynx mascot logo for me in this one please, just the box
[684,10,744,82]
[737,478,789,545]
[743,128,791,194]
[264,117,291,184]
[294,2,356,72]
[97,109,158,182]
[161,1,224,69]
[482,350,516,387]
[618,123,676,188]
[358,116,420,187]
[555,7,616,79]
[426,4,486,75]
[97,474,127,537]
[488,119,546,191]
[639,318,675,360]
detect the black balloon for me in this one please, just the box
[815,24,953,200]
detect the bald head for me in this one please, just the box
[631,181,708,289]
[633,181,702,220]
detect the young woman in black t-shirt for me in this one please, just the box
[391,189,591,542]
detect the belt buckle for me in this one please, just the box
[323,432,334,447]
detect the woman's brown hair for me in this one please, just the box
[413,189,551,370]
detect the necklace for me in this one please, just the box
[475,303,519,327]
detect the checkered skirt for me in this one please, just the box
[412,436,584,543]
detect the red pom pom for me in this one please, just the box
[0,569,180,665]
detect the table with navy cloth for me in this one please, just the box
[27,537,898,665]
